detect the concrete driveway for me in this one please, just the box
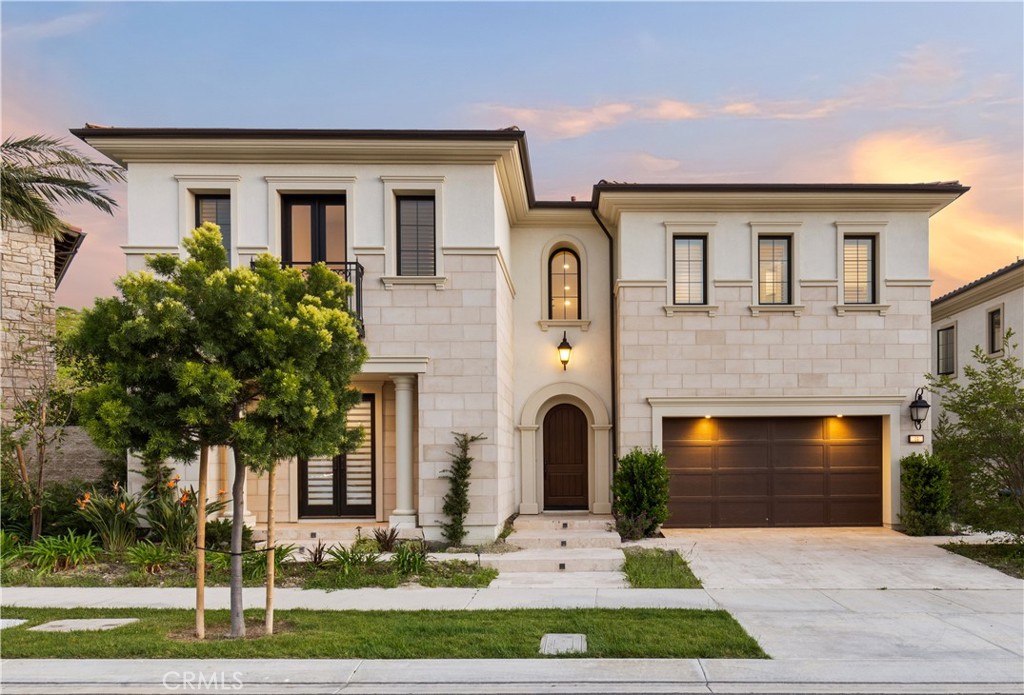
[652,528,1024,663]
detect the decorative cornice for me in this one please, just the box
[361,356,429,374]
[648,395,907,408]
[173,174,241,182]
[381,275,448,290]
[835,304,891,316]
[264,175,357,184]
[749,304,805,317]
[663,304,718,317]
[539,319,591,332]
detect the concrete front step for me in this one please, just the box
[507,529,622,549]
[464,548,625,573]
[513,514,615,532]
[263,524,387,543]
[489,571,629,588]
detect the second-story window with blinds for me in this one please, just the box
[397,195,436,276]
[195,194,231,264]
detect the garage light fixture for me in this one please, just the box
[557,331,573,371]
[909,388,930,430]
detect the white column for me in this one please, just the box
[390,375,417,527]
[517,425,540,514]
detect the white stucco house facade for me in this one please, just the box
[74,126,967,541]
[931,259,1024,422]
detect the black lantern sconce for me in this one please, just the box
[557,331,573,371]
[909,387,931,430]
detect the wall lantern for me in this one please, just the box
[557,331,573,371]
[909,387,931,430]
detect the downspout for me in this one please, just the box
[590,207,618,467]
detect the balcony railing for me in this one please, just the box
[252,259,365,337]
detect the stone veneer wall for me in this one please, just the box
[493,255,517,527]
[361,251,507,541]
[1,224,56,421]
[616,282,932,453]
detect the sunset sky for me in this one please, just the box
[2,2,1021,308]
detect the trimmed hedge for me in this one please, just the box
[612,448,670,540]
[900,451,951,536]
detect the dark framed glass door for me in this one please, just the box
[282,195,347,269]
[299,394,375,518]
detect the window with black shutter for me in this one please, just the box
[397,196,435,276]
[195,194,231,263]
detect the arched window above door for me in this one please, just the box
[549,248,581,320]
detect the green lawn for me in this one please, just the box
[622,547,702,588]
[940,543,1024,579]
[0,607,766,659]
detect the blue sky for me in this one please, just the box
[2,1,1021,306]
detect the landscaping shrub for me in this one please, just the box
[24,530,97,571]
[441,432,486,546]
[142,481,226,553]
[243,544,298,580]
[327,543,381,575]
[0,529,24,564]
[372,526,400,552]
[126,541,175,574]
[612,447,670,540]
[900,452,952,536]
[391,541,429,575]
[1,477,93,539]
[75,483,140,554]
[306,540,330,567]
[204,518,254,552]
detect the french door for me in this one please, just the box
[299,394,375,518]
[282,195,347,269]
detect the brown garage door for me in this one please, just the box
[663,416,882,527]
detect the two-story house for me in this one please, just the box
[73,126,967,541]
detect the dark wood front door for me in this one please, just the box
[543,404,588,509]
[663,416,882,527]
[299,394,375,518]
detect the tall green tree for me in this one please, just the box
[1,135,124,237]
[74,225,367,637]
[929,332,1024,542]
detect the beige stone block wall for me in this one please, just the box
[1,224,56,421]
[616,283,933,453]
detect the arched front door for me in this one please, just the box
[543,403,588,509]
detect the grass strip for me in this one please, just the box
[623,547,702,588]
[940,543,1024,579]
[0,606,765,659]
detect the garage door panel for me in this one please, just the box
[830,471,882,495]
[664,445,712,470]
[718,499,770,526]
[718,445,769,469]
[774,443,826,468]
[717,472,769,496]
[774,499,827,526]
[772,418,824,440]
[670,500,712,527]
[774,471,825,496]
[670,472,711,497]
[664,416,882,528]
[716,419,769,441]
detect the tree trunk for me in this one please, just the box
[30,505,42,541]
[195,445,209,640]
[229,446,246,638]
[265,464,277,635]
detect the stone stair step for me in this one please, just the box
[489,571,629,589]
[513,515,615,532]
[507,529,622,549]
[476,548,624,573]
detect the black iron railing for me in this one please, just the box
[252,259,365,337]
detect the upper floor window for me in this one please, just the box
[936,326,955,376]
[843,236,876,304]
[758,236,791,304]
[988,307,1003,354]
[673,236,706,305]
[195,194,231,262]
[397,196,435,276]
[549,249,580,320]
[282,194,347,269]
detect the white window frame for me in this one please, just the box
[381,176,446,289]
[836,221,890,316]
[749,221,803,315]
[175,174,240,266]
[663,221,717,317]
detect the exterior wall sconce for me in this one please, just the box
[909,387,931,430]
[557,331,572,371]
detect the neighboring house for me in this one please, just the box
[73,126,967,540]
[931,259,1024,422]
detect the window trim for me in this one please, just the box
[381,175,445,286]
[987,305,1005,355]
[836,221,887,314]
[672,235,708,306]
[748,222,802,315]
[265,176,356,271]
[548,247,581,320]
[662,222,717,316]
[538,236,590,331]
[175,174,240,266]
[842,235,877,305]
[936,324,956,377]
[194,193,232,263]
